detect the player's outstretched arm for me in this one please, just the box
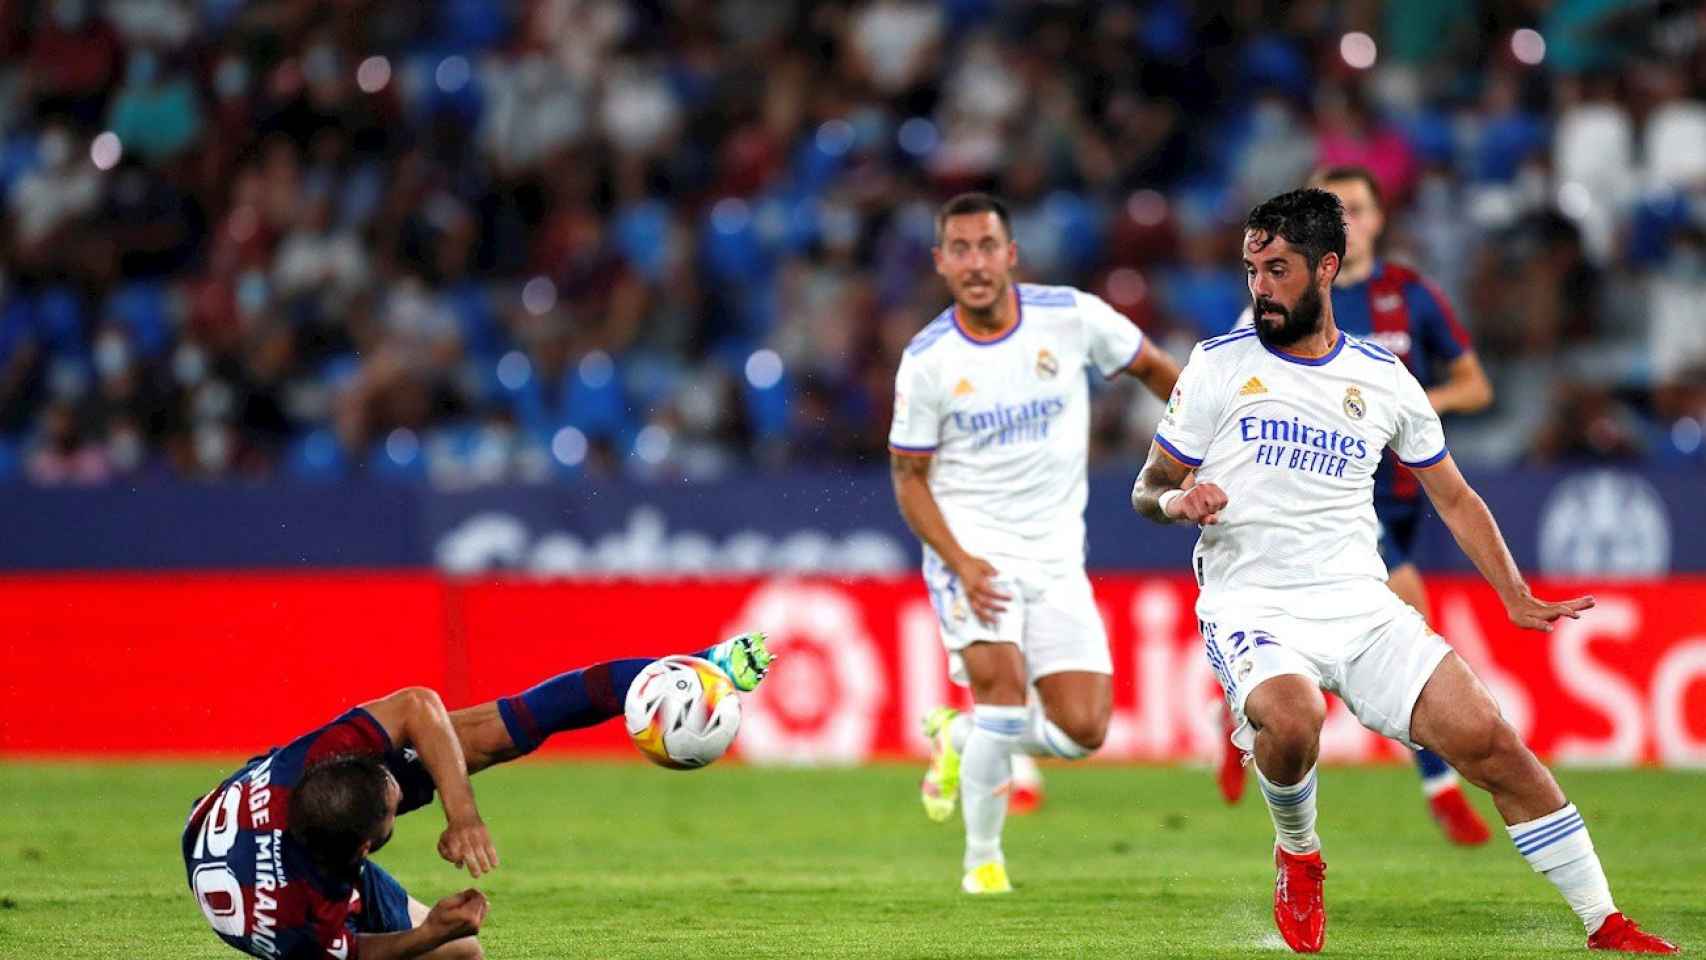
[358,889,488,960]
[889,451,1010,625]
[1427,352,1495,415]
[363,687,500,877]
[1123,340,1183,403]
[1131,441,1226,525]
[1412,453,1593,631]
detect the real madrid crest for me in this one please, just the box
[1343,386,1366,420]
[1035,348,1059,380]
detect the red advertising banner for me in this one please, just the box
[3,574,1704,766]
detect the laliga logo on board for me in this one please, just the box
[725,581,887,765]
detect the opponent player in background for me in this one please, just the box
[1215,165,1496,846]
[889,192,1180,894]
[1131,188,1675,953]
[182,634,772,959]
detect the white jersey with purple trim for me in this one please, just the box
[889,283,1145,562]
[1152,327,1446,617]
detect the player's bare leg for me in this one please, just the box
[1411,653,1677,953]
[407,898,484,960]
[955,640,1027,894]
[1007,670,1111,813]
[1032,670,1111,755]
[443,634,772,776]
[1388,564,1490,845]
[1244,675,1328,954]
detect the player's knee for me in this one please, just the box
[1056,711,1108,753]
[1449,716,1519,774]
[1257,704,1323,756]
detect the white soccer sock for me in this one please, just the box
[949,703,1091,762]
[948,711,972,752]
[1010,751,1043,788]
[1017,705,1095,760]
[961,704,1024,869]
[1507,803,1617,934]
[1256,764,1321,855]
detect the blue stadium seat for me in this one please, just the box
[107,282,172,360]
[35,287,88,359]
[613,200,673,284]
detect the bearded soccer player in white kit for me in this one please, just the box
[1130,188,1678,954]
[888,193,1181,894]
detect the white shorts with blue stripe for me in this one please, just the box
[921,545,1113,687]
[1199,587,1451,753]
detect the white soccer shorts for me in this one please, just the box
[921,546,1114,686]
[1198,588,1452,752]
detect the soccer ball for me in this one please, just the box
[623,656,742,769]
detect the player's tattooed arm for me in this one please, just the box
[1131,443,1227,525]
[890,451,1010,624]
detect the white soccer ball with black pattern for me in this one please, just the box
[623,656,742,769]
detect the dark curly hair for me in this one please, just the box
[1243,188,1347,277]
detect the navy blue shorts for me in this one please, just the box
[1376,498,1422,571]
[350,861,414,935]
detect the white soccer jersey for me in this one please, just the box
[889,283,1145,562]
[1152,327,1447,616]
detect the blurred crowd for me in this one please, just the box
[1,0,1704,487]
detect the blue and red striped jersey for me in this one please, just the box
[182,709,393,960]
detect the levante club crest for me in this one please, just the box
[1343,386,1366,420]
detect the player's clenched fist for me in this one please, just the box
[425,889,489,941]
[439,817,499,878]
[1162,482,1229,525]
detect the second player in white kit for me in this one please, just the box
[892,281,1143,684]
[1129,187,1677,955]
[888,193,1179,895]
[1153,324,1452,754]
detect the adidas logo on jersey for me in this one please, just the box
[1239,377,1268,396]
[953,378,975,397]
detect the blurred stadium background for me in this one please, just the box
[3,1,1706,766]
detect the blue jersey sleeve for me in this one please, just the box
[1406,277,1470,368]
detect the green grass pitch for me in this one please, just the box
[1,761,1701,958]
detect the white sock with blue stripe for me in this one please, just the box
[1507,803,1616,933]
[961,704,1025,869]
[1020,706,1094,759]
[948,704,1093,760]
[1256,764,1321,855]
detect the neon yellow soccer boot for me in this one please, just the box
[961,860,1012,895]
[705,631,774,692]
[920,706,962,822]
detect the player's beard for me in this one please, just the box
[1252,283,1324,349]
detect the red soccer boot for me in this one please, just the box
[1218,708,1246,804]
[1426,782,1492,846]
[1587,913,1679,954]
[1273,846,1327,954]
